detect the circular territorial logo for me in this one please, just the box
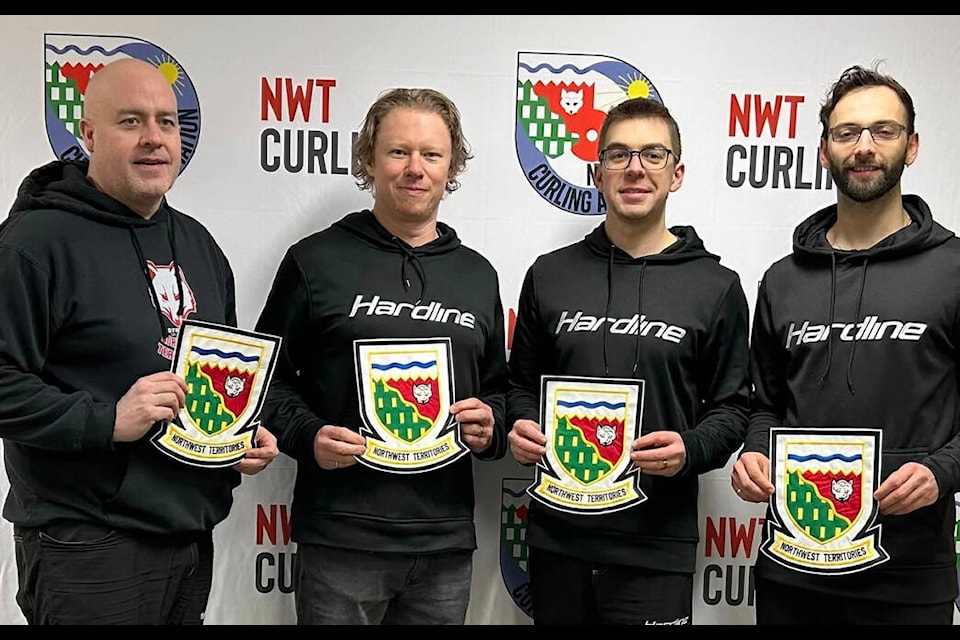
[515,51,662,216]
[44,33,201,175]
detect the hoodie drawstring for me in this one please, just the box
[601,245,646,377]
[817,252,838,387]
[817,251,868,395]
[633,261,647,375]
[129,214,184,341]
[602,247,613,376]
[845,256,868,395]
[392,237,427,304]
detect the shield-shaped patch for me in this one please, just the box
[527,375,645,514]
[153,320,280,468]
[354,338,467,473]
[763,427,889,574]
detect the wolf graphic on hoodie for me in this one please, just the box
[0,160,240,537]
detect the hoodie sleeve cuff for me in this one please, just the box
[84,402,119,450]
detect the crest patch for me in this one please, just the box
[153,320,280,467]
[763,427,888,574]
[354,338,467,473]
[527,375,645,514]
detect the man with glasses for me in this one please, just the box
[506,97,750,624]
[732,64,960,624]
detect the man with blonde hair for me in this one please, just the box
[256,87,508,624]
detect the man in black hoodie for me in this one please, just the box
[0,58,278,624]
[732,64,960,624]
[507,97,750,624]
[255,88,508,624]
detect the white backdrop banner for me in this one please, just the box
[2,14,960,625]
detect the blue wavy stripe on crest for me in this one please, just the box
[45,44,126,56]
[518,62,593,75]
[372,360,436,370]
[787,453,862,463]
[557,400,625,410]
[190,346,259,362]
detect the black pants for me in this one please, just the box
[13,521,213,625]
[755,575,955,625]
[528,546,692,625]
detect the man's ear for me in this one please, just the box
[79,119,95,154]
[818,137,830,170]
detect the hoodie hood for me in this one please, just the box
[793,194,953,260]
[9,159,163,229]
[792,194,954,394]
[583,222,722,376]
[584,222,721,265]
[7,159,184,340]
[333,209,461,303]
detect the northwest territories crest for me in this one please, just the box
[354,338,467,473]
[764,427,888,574]
[152,320,280,468]
[528,375,645,514]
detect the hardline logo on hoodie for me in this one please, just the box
[554,310,686,344]
[349,294,476,329]
[785,315,928,349]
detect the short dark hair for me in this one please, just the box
[598,97,681,161]
[352,87,473,194]
[819,63,916,139]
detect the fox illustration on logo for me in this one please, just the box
[147,260,197,327]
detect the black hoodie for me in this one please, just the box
[744,194,960,604]
[507,222,750,572]
[0,160,239,537]
[255,209,508,553]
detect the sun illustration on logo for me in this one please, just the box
[515,51,663,216]
[44,33,201,174]
[152,53,187,96]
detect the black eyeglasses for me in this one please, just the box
[598,147,675,171]
[828,123,907,144]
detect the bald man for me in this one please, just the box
[0,58,277,624]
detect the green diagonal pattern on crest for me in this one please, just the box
[555,416,611,484]
[516,80,577,159]
[46,62,85,142]
[786,469,851,543]
[185,361,235,436]
[501,505,529,571]
[372,379,432,443]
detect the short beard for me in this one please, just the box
[829,150,906,203]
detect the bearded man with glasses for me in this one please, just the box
[732,63,960,625]
[506,97,750,624]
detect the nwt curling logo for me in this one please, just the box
[501,478,533,619]
[44,33,201,173]
[515,51,663,216]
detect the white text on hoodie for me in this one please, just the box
[349,294,476,329]
[554,310,686,344]
[786,315,927,349]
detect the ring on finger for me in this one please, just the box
[661,459,668,469]
[334,461,339,470]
